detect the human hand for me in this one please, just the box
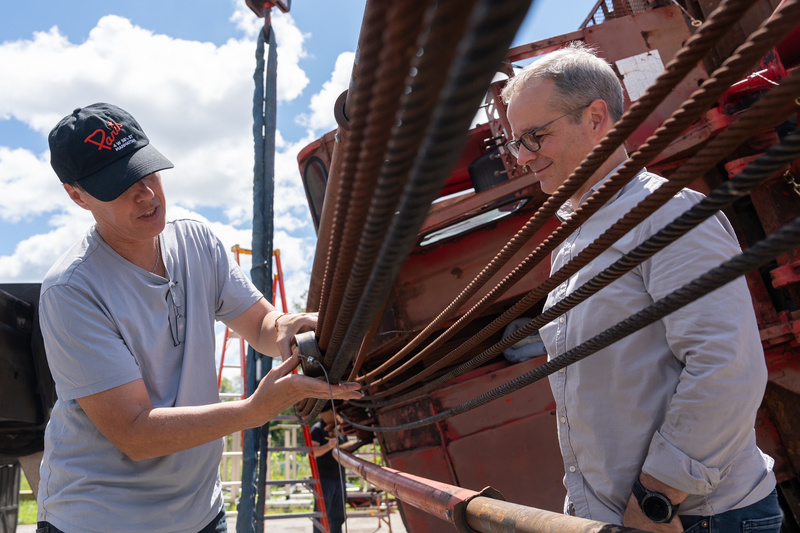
[248,354,361,426]
[274,312,318,360]
[622,493,683,532]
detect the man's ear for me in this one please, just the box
[64,183,91,210]
[586,98,611,140]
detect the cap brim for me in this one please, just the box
[77,144,174,202]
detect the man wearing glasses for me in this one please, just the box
[500,44,780,531]
[36,103,361,533]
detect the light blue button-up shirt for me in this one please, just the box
[539,169,776,524]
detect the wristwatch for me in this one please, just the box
[632,478,677,523]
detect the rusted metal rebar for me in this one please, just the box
[361,0,800,396]
[347,129,800,427]
[323,0,537,388]
[354,73,800,409]
[323,0,470,365]
[358,0,759,385]
[314,0,389,346]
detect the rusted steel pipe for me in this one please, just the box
[333,448,487,529]
[333,449,645,533]
[466,496,644,533]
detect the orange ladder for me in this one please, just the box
[217,246,330,532]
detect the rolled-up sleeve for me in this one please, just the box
[639,193,768,495]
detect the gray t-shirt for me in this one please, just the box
[37,219,262,533]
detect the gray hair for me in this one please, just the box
[500,42,624,123]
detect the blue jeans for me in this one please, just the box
[198,510,227,533]
[680,489,782,532]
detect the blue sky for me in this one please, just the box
[0,0,598,310]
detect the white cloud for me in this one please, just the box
[298,51,354,132]
[0,205,94,281]
[0,5,324,300]
[0,11,313,220]
[0,147,70,222]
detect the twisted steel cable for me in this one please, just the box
[346,202,800,431]
[359,65,800,402]
[322,0,434,363]
[341,0,481,381]
[362,0,800,392]
[353,125,800,409]
[322,0,536,389]
[296,2,391,419]
[358,0,758,383]
[302,0,538,423]
[315,1,388,346]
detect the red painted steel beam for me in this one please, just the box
[333,449,646,532]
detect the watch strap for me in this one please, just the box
[632,478,676,523]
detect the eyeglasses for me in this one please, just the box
[505,105,589,158]
[166,280,185,347]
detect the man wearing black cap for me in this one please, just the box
[36,103,361,533]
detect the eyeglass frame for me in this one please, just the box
[504,104,590,158]
[166,280,186,347]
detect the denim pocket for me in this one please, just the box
[682,522,705,533]
[742,514,783,532]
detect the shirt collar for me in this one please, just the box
[555,162,644,222]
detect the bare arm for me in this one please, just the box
[78,354,360,461]
[310,438,338,457]
[225,298,317,360]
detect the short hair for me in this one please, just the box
[500,42,624,123]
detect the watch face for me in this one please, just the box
[642,495,671,523]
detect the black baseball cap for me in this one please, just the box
[48,103,174,201]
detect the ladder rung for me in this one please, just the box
[263,512,324,520]
[346,511,390,518]
[263,478,319,486]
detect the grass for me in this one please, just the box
[18,471,37,525]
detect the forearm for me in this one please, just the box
[248,309,283,357]
[226,300,317,360]
[123,397,267,461]
[80,356,360,463]
[311,439,336,457]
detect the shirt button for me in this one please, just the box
[559,316,565,324]
[569,466,576,472]
[560,416,567,424]
[559,368,565,373]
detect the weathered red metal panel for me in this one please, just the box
[386,447,460,533]
[448,414,565,513]
[431,358,556,439]
[377,357,566,524]
[395,213,561,332]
